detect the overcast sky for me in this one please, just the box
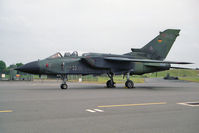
[0,0,198,67]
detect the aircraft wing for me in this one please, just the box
[144,64,195,70]
[169,66,196,70]
[104,57,193,64]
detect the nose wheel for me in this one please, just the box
[60,83,68,89]
[60,75,68,89]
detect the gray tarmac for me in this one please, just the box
[0,78,199,133]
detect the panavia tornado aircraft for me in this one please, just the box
[16,29,192,89]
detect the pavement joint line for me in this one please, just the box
[97,102,167,108]
[0,110,13,113]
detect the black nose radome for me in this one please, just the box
[15,61,40,74]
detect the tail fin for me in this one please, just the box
[140,29,180,60]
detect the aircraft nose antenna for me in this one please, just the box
[15,61,40,74]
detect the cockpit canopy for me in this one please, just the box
[47,51,78,59]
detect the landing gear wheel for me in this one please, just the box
[125,80,134,88]
[60,75,68,89]
[60,84,68,89]
[106,80,115,88]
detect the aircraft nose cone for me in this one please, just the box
[15,61,40,74]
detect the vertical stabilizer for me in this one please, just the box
[141,29,180,60]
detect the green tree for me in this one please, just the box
[16,63,23,67]
[0,60,6,73]
[15,63,24,74]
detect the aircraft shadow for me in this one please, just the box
[30,85,182,91]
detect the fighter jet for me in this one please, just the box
[16,29,192,89]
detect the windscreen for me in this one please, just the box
[47,52,63,59]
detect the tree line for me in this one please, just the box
[0,60,23,74]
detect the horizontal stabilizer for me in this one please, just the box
[104,57,193,64]
[131,48,142,52]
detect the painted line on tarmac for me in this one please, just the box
[93,109,104,112]
[0,110,13,113]
[86,109,96,113]
[86,109,104,113]
[177,101,199,107]
[97,102,167,108]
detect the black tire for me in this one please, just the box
[61,84,68,89]
[125,80,134,88]
[106,80,115,88]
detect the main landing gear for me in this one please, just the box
[106,72,134,88]
[106,73,115,88]
[60,75,68,89]
[125,73,134,88]
[125,80,134,88]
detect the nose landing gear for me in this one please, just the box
[60,83,68,89]
[60,75,68,89]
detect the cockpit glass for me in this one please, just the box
[47,52,63,59]
[64,51,78,57]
